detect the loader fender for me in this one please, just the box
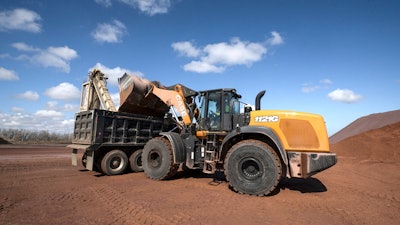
[221,126,288,166]
[159,132,185,164]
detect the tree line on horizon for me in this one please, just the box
[0,128,72,144]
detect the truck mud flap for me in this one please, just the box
[288,152,337,178]
[68,144,94,171]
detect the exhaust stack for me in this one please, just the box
[255,90,266,110]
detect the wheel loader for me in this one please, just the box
[69,70,337,196]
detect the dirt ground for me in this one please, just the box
[0,145,399,225]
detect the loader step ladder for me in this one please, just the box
[203,135,217,174]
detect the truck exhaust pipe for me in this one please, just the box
[255,90,266,110]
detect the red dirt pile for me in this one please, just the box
[331,121,400,162]
[329,110,400,144]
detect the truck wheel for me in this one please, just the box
[224,140,282,196]
[101,150,128,176]
[142,137,178,180]
[82,152,87,168]
[129,149,144,172]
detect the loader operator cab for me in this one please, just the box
[197,89,241,131]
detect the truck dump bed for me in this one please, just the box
[70,109,166,150]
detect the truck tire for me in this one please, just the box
[82,152,87,168]
[142,137,178,180]
[101,150,128,176]
[224,140,282,196]
[129,149,144,172]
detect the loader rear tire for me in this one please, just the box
[142,137,178,180]
[129,149,144,172]
[224,140,282,196]
[101,150,128,176]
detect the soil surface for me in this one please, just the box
[1,144,399,225]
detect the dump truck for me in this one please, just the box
[68,70,173,174]
[69,69,337,196]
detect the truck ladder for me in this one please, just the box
[91,71,116,112]
[80,69,116,112]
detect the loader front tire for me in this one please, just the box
[224,140,282,196]
[101,150,128,176]
[142,137,178,180]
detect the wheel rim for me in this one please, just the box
[239,158,263,181]
[110,156,123,171]
[149,150,161,168]
[136,155,142,167]
[82,152,87,167]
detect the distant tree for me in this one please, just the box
[0,128,72,144]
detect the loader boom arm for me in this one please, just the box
[150,85,192,125]
[117,73,197,126]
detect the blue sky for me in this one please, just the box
[0,0,399,135]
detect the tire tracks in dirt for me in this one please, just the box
[90,183,173,225]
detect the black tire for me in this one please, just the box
[224,140,282,196]
[101,150,128,176]
[129,149,144,172]
[82,152,87,168]
[142,137,178,180]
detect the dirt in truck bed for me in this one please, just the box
[0,144,399,225]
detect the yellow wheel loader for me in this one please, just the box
[69,70,336,196]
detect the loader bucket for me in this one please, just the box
[118,73,169,117]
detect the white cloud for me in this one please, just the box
[301,79,333,93]
[11,42,78,73]
[11,107,25,113]
[46,101,58,109]
[12,42,39,51]
[46,101,78,112]
[171,41,200,57]
[0,111,74,133]
[118,0,171,16]
[204,38,267,66]
[267,31,284,46]
[91,62,143,86]
[92,20,127,43]
[0,67,19,80]
[110,92,120,109]
[61,104,78,112]
[320,79,332,85]
[328,89,362,103]
[16,91,39,101]
[301,84,320,93]
[47,46,78,60]
[34,110,63,117]
[2,118,21,127]
[45,83,81,100]
[173,33,283,73]
[61,119,75,127]
[183,61,225,73]
[0,8,42,33]
[95,0,112,7]
[32,51,74,73]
